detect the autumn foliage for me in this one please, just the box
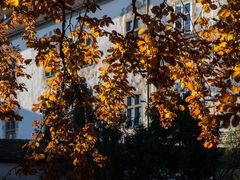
[0,0,239,178]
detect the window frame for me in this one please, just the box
[5,121,17,139]
[175,1,192,33]
[126,94,143,128]
[125,17,142,36]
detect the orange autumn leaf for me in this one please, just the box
[179,105,185,111]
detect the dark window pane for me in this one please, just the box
[185,14,191,31]
[134,107,142,126]
[184,3,190,13]
[11,121,15,129]
[184,3,191,32]
[135,95,141,105]
[127,108,134,127]
[6,121,16,130]
[135,18,141,29]
[5,121,16,139]
[127,19,141,32]
[185,21,190,31]
[176,6,182,30]
[6,122,10,130]
[127,108,133,119]
[176,6,181,13]
[86,38,92,46]
[6,131,16,139]
[126,21,132,32]
[127,96,134,106]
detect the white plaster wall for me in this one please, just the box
[0,5,66,139]
[79,0,157,127]
[0,0,167,139]
[1,0,224,139]
[0,47,45,139]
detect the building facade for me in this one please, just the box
[0,0,217,139]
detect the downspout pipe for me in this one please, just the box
[146,0,149,14]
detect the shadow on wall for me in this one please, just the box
[0,108,42,140]
[18,108,42,139]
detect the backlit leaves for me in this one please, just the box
[5,0,111,178]
[0,0,29,122]
[0,0,240,178]
[6,0,19,6]
[97,0,239,149]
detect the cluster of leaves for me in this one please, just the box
[97,0,239,149]
[2,0,111,178]
[195,0,240,146]
[23,1,112,178]
[0,0,239,178]
[0,0,30,121]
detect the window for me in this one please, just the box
[5,121,17,139]
[126,94,142,128]
[43,30,53,37]
[1,11,12,25]
[85,38,92,46]
[175,2,191,32]
[82,26,92,46]
[126,18,142,36]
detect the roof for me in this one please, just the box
[3,0,109,38]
